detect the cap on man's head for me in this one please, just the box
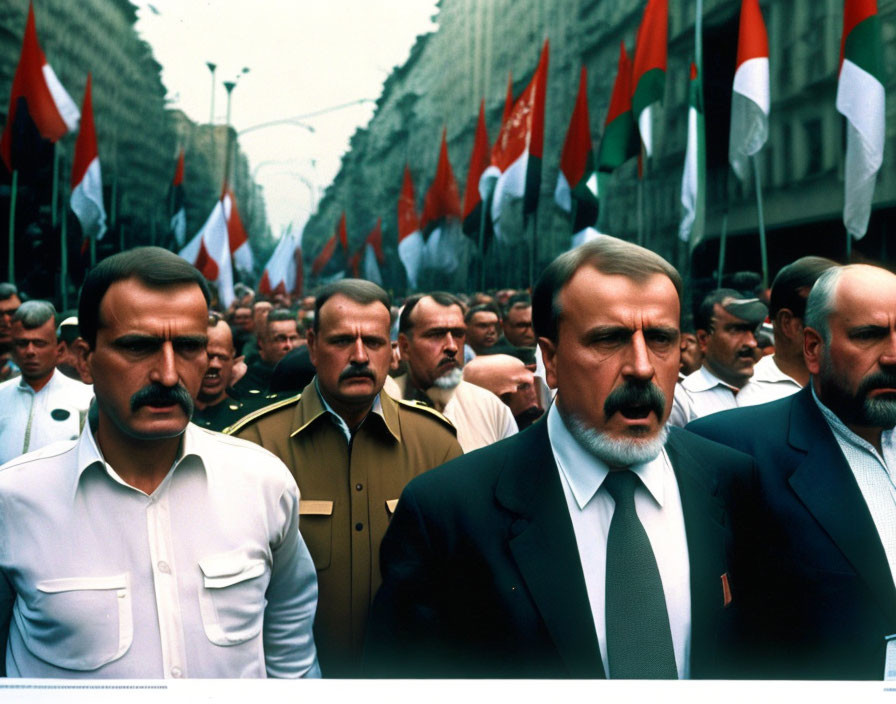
[723,298,768,328]
[56,316,80,343]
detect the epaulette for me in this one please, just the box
[224,393,301,435]
[395,398,457,434]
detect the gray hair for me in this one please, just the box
[13,300,57,331]
[803,266,846,344]
[0,283,18,301]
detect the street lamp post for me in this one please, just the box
[222,67,250,189]
[206,62,217,124]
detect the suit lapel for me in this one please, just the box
[495,421,604,678]
[786,390,896,623]
[665,429,729,672]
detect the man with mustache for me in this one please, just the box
[0,248,320,678]
[365,237,755,678]
[668,289,767,426]
[229,279,462,677]
[688,263,896,679]
[395,293,517,452]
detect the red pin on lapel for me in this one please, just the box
[721,573,732,607]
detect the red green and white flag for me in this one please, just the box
[397,164,423,289]
[598,42,640,173]
[259,226,302,298]
[312,212,348,277]
[631,0,667,158]
[70,73,106,242]
[361,218,384,286]
[680,62,706,244]
[555,66,599,242]
[462,99,491,241]
[480,40,549,241]
[729,0,770,182]
[837,0,885,239]
[0,2,79,173]
[179,195,235,308]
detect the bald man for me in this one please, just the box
[463,354,543,430]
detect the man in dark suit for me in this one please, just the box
[688,263,896,680]
[364,237,755,679]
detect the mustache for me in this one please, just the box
[737,347,756,358]
[338,364,376,382]
[603,381,667,419]
[130,383,194,415]
[858,370,896,397]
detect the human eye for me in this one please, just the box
[364,337,386,350]
[588,329,629,348]
[115,337,159,355]
[850,326,886,342]
[174,338,207,356]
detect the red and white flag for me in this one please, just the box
[729,0,770,182]
[480,40,549,241]
[397,165,423,289]
[259,227,303,297]
[312,212,348,277]
[179,196,235,308]
[70,73,106,241]
[837,0,885,239]
[224,188,253,275]
[462,100,491,240]
[361,218,384,286]
[0,2,79,172]
[631,0,667,158]
[421,128,462,274]
[169,149,186,247]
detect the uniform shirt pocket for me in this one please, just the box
[197,548,269,646]
[21,573,133,671]
[299,500,333,571]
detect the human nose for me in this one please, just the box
[150,341,179,387]
[443,332,459,355]
[623,331,655,381]
[350,336,369,364]
[881,331,896,366]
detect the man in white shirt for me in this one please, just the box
[0,247,319,679]
[366,237,754,679]
[669,289,767,426]
[0,301,93,465]
[737,256,836,407]
[688,264,896,679]
[396,293,517,452]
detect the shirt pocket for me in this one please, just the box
[299,500,333,571]
[197,548,269,646]
[22,574,133,671]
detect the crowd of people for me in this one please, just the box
[0,238,893,681]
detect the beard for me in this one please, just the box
[432,365,463,390]
[819,355,896,429]
[562,409,669,468]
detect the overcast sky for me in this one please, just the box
[134,0,438,237]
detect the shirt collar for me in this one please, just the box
[810,382,894,458]
[682,365,738,393]
[314,378,384,442]
[290,378,396,441]
[15,369,56,395]
[547,401,667,511]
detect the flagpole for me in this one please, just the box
[477,202,487,291]
[846,232,853,262]
[90,235,96,268]
[60,195,68,310]
[529,215,538,289]
[717,210,728,289]
[51,143,59,228]
[751,156,769,289]
[637,150,645,246]
[8,170,17,283]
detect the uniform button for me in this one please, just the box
[355,483,363,491]
[355,523,363,531]
[170,666,183,678]
[158,561,171,574]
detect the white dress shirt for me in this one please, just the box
[736,355,802,407]
[547,404,691,678]
[812,386,896,585]
[668,366,739,427]
[0,422,320,679]
[0,370,94,465]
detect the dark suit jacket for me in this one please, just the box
[688,387,896,680]
[363,419,755,678]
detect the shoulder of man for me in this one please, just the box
[393,396,457,435]
[224,392,301,436]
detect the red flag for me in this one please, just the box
[480,40,549,238]
[312,212,347,276]
[555,66,598,236]
[365,217,384,262]
[397,165,423,288]
[259,228,302,297]
[597,42,640,172]
[70,73,106,241]
[421,128,462,236]
[502,71,514,126]
[169,149,186,247]
[462,100,491,237]
[0,2,79,172]
[223,187,253,273]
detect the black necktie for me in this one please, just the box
[603,469,678,679]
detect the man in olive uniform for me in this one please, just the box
[229,279,462,677]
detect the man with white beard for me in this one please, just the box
[396,293,517,452]
[365,238,755,679]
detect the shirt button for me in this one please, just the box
[170,666,183,678]
[158,561,171,574]
[355,523,363,531]
[355,483,363,491]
